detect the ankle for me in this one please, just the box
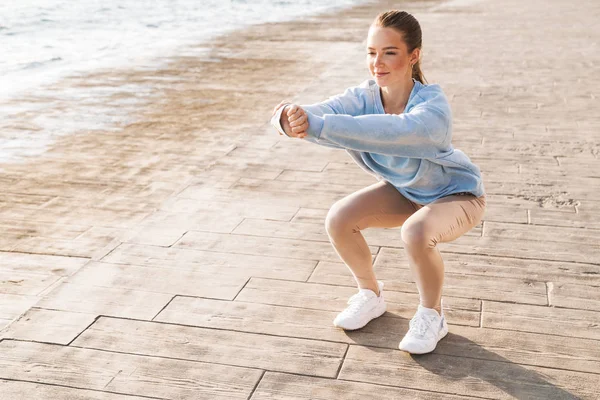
[359,285,380,297]
[420,302,442,315]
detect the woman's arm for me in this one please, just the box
[304,101,451,158]
[301,86,367,117]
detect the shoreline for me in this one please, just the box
[0,0,380,164]
[0,0,414,292]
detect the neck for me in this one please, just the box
[380,76,415,114]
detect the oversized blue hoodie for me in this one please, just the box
[271,78,485,205]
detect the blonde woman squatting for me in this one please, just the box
[271,10,486,354]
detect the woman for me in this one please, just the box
[270,10,485,355]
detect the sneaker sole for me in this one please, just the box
[333,301,387,331]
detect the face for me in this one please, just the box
[366,26,419,87]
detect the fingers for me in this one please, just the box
[289,113,307,128]
[286,104,305,120]
[272,100,290,116]
[291,121,308,134]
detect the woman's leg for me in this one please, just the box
[325,180,418,296]
[400,194,487,313]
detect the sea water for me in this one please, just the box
[0,0,367,162]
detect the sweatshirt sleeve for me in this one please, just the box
[301,85,368,117]
[304,96,451,158]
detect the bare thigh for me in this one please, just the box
[326,180,418,231]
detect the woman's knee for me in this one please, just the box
[401,220,436,249]
[325,201,356,236]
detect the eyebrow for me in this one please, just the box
[367,46,399,50]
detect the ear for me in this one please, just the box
[411,48,421,64]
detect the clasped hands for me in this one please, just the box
[272,101,309,139]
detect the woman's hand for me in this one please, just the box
[286,104,308,139]
[272,101,308,139]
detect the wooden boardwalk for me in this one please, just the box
[1,0,599,398]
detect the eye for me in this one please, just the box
[386,52,397,55]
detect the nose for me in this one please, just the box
[373,54,384,68]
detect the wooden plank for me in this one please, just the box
[484,221,600,245]
[0,293,39,321]
[552,282,600,311]
[36,283,172,320]
[375,247,600,285]
[437,325,600,375]
[484,194,570,210]
[131,209,246,233]
[0,308,96,344]
[11,236,115,258]
[0,193,55,208]
[310,260,548,305]
[482,300,600,340]
[437,235,597,265]
[73,316,347,378]
[0,270,62,296]
[276,169,377,186]
[0,203,152,230]
[530,208,600,229]
[252,371,480,400]
[232,177,366,197]
[66,261,248,299]
[223,145,335,172]
[0,341,261,399]
[234,277,481,327]
[175,185,347,210]
[0,219,89,241]
[101,243,316,282]
[340,345,598,400]
[160,198,298,221]
[0,252,88,277]
[0,380,149,400]
[174,231,377,262]
[202,162,284,180]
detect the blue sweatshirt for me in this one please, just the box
[271,78,485,205]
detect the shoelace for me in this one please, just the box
[347,292,362,304]
[344,292,372,314]
[408,312,436,338]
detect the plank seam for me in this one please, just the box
[0,378,165,399]
[335,344,350,379]
[151,295,178,321]
[232,277,252,301]
[0,249,90,260]
[305,260,320,282]
[246,370,266,400]
[67,315,101,346]
[479,300,484,328]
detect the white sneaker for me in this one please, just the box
[398,301,448,354]
[333,281,386,330]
